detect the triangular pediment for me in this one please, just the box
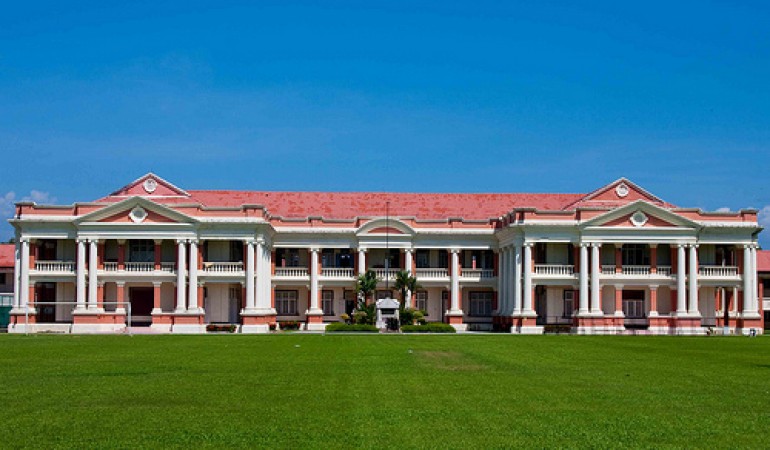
[566,178,669,209]
[108,173,190,198]
[76,197,198,225]
[581,201,699,230]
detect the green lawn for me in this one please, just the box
[1,335,768,449]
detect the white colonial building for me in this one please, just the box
[6,174,764,334]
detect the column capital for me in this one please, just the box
[578,242,589,248]
[357,247,368,253]
[613,243,623,249]
[88,238,101,244]
[404,248,413,254]
[116,281,126,287]
[677,243,686,249]
[649,284,658,291]
[310,247,320,253]
[648,243,658,249]
[117,239,127,245]
[154,239,163,245]
[189,239,199,245]
[450,248,461,254]
[523,242,534,248]
[592,242,602,248]
[152,281,163,288]
[614,284,624,290]
[176,238,188,245]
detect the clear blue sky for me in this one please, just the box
[1,1,769,245]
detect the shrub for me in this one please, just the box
[279,321,301,331]
[325,323,379,333]
[413,310,426,325]
[353,303,376,325]
[399,308,415,326]
[386,317,400,331]
[401,322,456,333]
[206,324,237,333]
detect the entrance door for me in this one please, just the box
[129,287,153,326]
[37,282,56,323]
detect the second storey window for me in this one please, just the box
[129,240,154,262]
[622,244,650,266]
[469,292,493,317]
[276,290,298,316]
[416,250,430,268]
[563,290,575,318]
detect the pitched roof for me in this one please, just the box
[185,191,584,220]
[0,243,14,268]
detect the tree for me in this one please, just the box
[355,269,379,308]
[394,270,420,311]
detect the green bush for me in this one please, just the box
[279,321,301,331]
[401,322,456,333]
[325,323,379,333]
[353,303,377,325]
[399,308,415,325]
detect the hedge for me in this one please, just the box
[401,323,456,333]
[325,323,379,333]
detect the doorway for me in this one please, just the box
[129,287,153,326]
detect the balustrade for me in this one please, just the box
[34,261,75,272]
[533,264,575,276]
[698,265,738,277]
[275,267,309,277]
[203,262,244,273]
[320,267,354,278]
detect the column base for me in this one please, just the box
[241,312,277,334]
[572,316,625,334]
[305,313,327,331]
[71,310,128,333]
[510,316,542,334]
[170,312,206,334]
[445,311,467,331]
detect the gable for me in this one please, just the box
[108,173,190,198]
[368,227,405,235]
[75,196,198,225]
[101,207,179,224]
[602,211,679,228]
[566,178,670,209]
[581,200,699,230]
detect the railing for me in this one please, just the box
[275,267,309,277]
[373,268,399,280]
[34,261,75,272]
[601,265,615,275]
[321,267,354,278]
[160,262,176,273]
[203,262,244,273]
[124,262,155,272]
[622,265,651,276]
[699,266,739,277]
[534,264,575,276]
[461,268,495,279]
[415,268,449,279]
[657,266,672,276]
[103,262,118,272]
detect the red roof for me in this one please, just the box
[757,250,770,272]
[185,191,584,220]
[0,243,14,268]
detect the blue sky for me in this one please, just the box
[1,1,769,244]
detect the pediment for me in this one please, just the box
[108,173,190,198]
[357,218,414,236]
[566,178,669,209]
[76,197,198,225]
[581,201,699,230]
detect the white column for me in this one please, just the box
[88,239,98,310]
[503,247,512,315]
[405,249,413,308]
[357,248,366,275]
[245,240,255,310]
[522,243,534,315]
[188,240,199,311]
[590,243,602,315]
[751,245,759,315]
[175,240,187,312]
[742,244,754,316]
[19,239,30,310]
[513,243,523,315]
[676,244,687,315]
[255,240,266,310]
[76,239,86,310]
[257,241,274,311]
[688,245,699,316]
[495,248,504,315]
[732,286,739,315]
[13,240,20,309]
[579,243,589,315]
[308,248,322,314]
[449,249,461,313]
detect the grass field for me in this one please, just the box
[1,335,768,449]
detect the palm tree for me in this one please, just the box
[355,269,379,308]
[394,270,420,310]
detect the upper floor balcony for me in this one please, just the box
[34,261,75,274]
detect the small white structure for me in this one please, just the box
[375,297,400,329]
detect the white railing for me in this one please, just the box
[656,265,672,276]
[415,268,449,279]
[373,268,399,280]
[203,262,244,273]
[622,265,651,276]
[103,262,118,272]
[34,261,75,272]
[124,262,155,272]
[601,265,616,275]
[699,266,739,277]
[460,268,495,279]
[275,267,309,277]
[534,264,575,276]
[321,267,354,278]
[160,262,176,273]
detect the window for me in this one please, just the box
[469,292,493,317]
[229,241,244,262]
[344,290,357,314]
[416,250,430,268]
[563,290,575,318]
[129,239,154,262]
[322,290,334,316]
[0,273,6,285]
[376,290,393,300]
[414,291,428,313]
[438,251,448,268]
[622,291,645,318]
[622,244,650,266]
[275,290,298,316]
